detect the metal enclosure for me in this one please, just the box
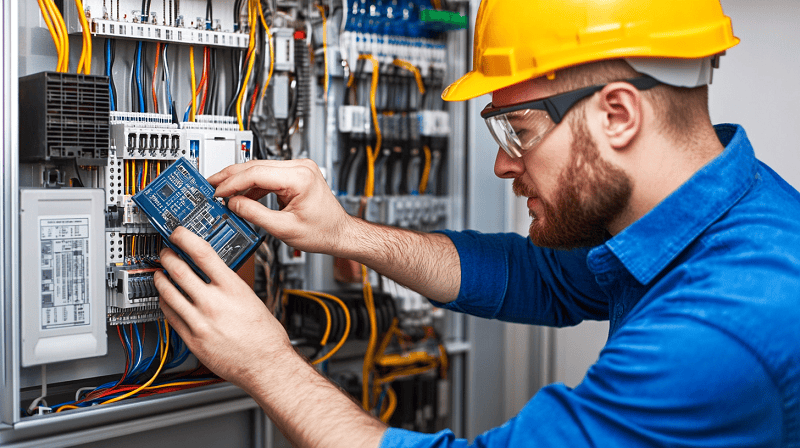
[1,0,477,446]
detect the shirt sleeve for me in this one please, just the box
[431,230,608,326]
[379,314,782,448]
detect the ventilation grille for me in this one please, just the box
[20,72,110,162]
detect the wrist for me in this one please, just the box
[331,215,373,261]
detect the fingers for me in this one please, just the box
[213,162,322,199]
[154,269,198,334]
[156,279,191,337]
[209,159,319,193]
[226,195,296,235]
[168,227,236,286]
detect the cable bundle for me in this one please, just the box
[37,0,69,72]
[34,320,221,414]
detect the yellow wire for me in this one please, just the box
[57,404,80,412]
[392,59,425,95]
[37,0,63,72]
[419,145,432,194]
[374,363,438,386]
[75,0,92,74]
[374,319,400,361]
[285,290,332,346]
[357,54,381,197]
[361,264,379,410]
[257,0,274,104]
[236,0,258,131]
[45,0,68,72]
[306,291,351,365]
[379,387,397,423]
[143,380,218,390]
[316,5,329,102]
[101,320,170,405]
[141,159,148,190]
[189,47,197,122]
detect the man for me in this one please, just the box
[155,0,800,446]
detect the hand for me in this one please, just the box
[156,227,388,448]
[154,226,293,390]
[208,159,354,255]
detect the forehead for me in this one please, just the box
[491,76,561,107]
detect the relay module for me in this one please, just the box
[132,157,264,282]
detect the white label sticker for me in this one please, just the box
[39,216,91,329]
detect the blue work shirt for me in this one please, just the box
[380,124,800,447]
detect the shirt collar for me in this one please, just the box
[587,124,758,285]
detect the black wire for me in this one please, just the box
[233,0,243,30]
[207,49,218,114]
[73,159,85,187]
[226,50,245,116]
[206,0,213,23]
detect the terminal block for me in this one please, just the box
[339,195,451,230]
[107,266,159,310]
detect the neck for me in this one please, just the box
[608,123,725,235]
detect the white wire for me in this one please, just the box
[340,0,347,36]
[27,365,47,414]
[75,386,97,402]
[128,59,136,112]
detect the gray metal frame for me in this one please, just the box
[2,0,21,430]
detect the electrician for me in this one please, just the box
[155,0,800,446]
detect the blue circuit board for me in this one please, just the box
[132,157,264,282]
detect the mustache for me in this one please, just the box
[512,178,537,198]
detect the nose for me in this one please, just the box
[494,147,525,179]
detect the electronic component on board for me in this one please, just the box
[132,157,264,282]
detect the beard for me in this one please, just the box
[514,111,633,250]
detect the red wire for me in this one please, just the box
[151,43,161,114]
[247,84,259,130]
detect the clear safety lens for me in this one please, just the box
[484,108,555,158]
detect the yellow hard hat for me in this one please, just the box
[442,0,740,102]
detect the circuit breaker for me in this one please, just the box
[19,188,107,366]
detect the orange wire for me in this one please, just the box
[199,47,210,114]
[152,43,161,114]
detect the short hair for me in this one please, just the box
[553,60,710,146]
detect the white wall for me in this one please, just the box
[710,0,800,189]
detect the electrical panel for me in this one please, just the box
[6,0,471,444]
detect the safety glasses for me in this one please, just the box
[481,76,661,158]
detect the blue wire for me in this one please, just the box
[376,389,387,416]
[137,164,144,194]
[132,324,143,374]
[105,40,116,111]
[133,320,162,380]
[165,328,191,369]
[135,41,145,112]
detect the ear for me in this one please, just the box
[596,82,643,150]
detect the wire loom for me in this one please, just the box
[24,320,223,415]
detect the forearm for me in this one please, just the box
[246,350,387,448]
[335,217,461,303]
